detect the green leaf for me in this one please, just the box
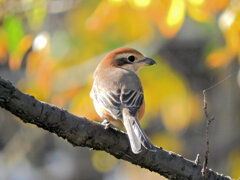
[3,15,24,52]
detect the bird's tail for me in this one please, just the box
[122,108,155,154]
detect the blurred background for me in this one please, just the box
[0,0,240,179]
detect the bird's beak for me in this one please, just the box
[141,57,156,66]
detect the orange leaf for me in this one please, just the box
[206,48,236,68]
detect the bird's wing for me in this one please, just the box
[91,85,143,119]
[91,84,155,154]
[120,88,143,116]
[91,85,122,119]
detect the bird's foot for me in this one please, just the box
[101,120,111,129]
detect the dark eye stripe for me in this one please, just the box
[114,58,131,66]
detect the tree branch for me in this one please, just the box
[0,77,232,180]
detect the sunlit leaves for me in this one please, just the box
[85,0,153,41]
[206,48,236,68]
[154,0,185,38]
[187,0,229,22]
[222,12,240,54]
[167,0,185,28]
[141,59,202,132]
[207,1,240,68]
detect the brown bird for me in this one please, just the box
[90,47,156,154]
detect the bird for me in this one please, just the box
[90,47,156,154]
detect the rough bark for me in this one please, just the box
[0,76,232,180]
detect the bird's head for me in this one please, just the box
[103,47,156,73]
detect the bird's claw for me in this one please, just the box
[101,120,111,129]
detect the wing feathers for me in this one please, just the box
[92,87,143,118]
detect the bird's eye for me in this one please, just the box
[128,55,135,62]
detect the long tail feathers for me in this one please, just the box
[122,108,155,154]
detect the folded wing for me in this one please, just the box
[91,86,155,153]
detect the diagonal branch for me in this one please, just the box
[0,76,232,180]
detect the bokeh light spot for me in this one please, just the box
[219,9,236,31]
[32,32,48,51]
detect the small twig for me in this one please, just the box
[194,154,201,165]
[202,90,215,180]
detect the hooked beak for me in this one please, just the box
[141,57,156,66]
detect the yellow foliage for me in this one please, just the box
[69,80,99,121]
[0,29,8,62]
[228,148,240,178]
[17,80,50,101]
[17,34,54,101]
[85,0,154,41]
[91,151,118,172]
[167,0,185,27]
[131,0,151,8]
[188,0,204,6]
[26,0,47,31]
[122,162,168,180]
[187,0,229,22]
[187,3,211,22]
[160,97,192,131]
[108,0,124,5]
[208,2,240,68]
[151,132,182,152]
[224,21,240,54]
[141,59,201,132]
[145,0,185,38]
